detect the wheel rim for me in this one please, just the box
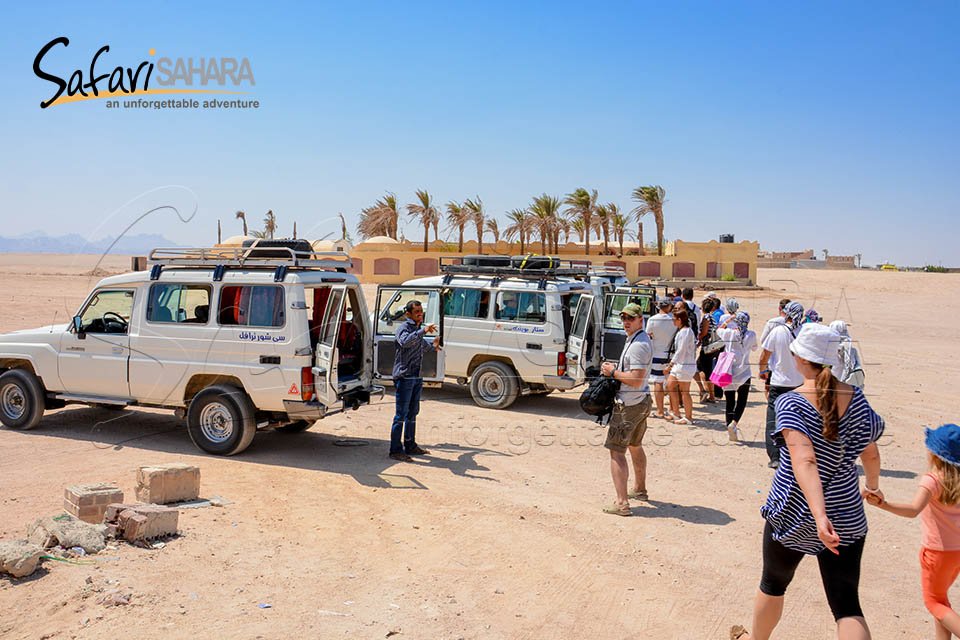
[199,401,234,444]
[0,383,27,421]
[476,371,506,403]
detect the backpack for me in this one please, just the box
[684,302,700,343]
[579,375,621,423]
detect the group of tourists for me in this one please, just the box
[387,291,958,638]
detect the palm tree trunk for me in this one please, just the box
[655,213,664,256]
[477,225,483,255]
[519,231,525,254]
[602,228,609,255]
[584,222,590,256]
[423,224,429,252]
[638,222,645,256]
[458,227,464,252]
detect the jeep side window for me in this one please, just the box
[77,289,135,334]
[217,285,285,327]
[442,288,489,319]
[495,292,546,323]
[318,289,344,347]
[146,284,211,324]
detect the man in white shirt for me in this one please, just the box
[759,298,792,345]
[645,298,676,418]
[681,287,702,327]
[758,301,804,469]
[600,303,653,516]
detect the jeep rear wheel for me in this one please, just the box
[469,362,520,410]
[187,385,256,456]
[0,369,45,430]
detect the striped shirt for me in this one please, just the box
[760,387,885,554]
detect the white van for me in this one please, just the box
[0,243,381,455]
[372,258,655,409]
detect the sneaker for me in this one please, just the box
[389,452,413,462]
[405,445,430,456]
[727,422,741,443]
[767,459,780,470]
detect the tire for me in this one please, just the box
[0,369,45,430]
[469,362,520,410]
[276,420,314,433]
[186,385,257,456]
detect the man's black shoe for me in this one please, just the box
[406,445,430,456]
[389,452,413,462]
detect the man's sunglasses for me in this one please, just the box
[619,314,639,321]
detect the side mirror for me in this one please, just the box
[72,316,86,339]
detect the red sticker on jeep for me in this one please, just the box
[288,383,299,395]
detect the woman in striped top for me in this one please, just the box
[732,324,884,640]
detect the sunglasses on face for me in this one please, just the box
[620,314,638,321]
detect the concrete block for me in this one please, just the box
[63,483,123,523]
[104,504,178,542]
[135,463,200,504]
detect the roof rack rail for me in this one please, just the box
[438,256,590,280]
[147,246,352,272]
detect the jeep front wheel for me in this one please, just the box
[469,362,520,410]
[186,385,256,456]
[0,369,45,430]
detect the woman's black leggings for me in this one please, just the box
[724,379,751,424]
[759,521,866,621]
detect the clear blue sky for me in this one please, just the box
[1,1,957,265]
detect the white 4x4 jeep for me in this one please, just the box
[0,244,381,455]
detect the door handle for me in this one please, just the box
[526,343,542,350]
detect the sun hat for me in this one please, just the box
[784,301,804,326]
[789,323,841,367]
[926,424,960,467]
[620,303,643,318]
[706,291,719,300]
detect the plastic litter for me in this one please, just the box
[258,603,272,609]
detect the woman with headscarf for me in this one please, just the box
[717,311,758,442]
[830,320,865,390]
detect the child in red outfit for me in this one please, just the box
[868,424,960,639]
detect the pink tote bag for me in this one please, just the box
[709,351,735,388]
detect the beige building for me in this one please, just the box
[346,238,759,285]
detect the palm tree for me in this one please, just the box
[632,185,666,256]
[530,194,562,253]
[556,214,572,247]
[572,218,587,244]
[235,210,248,236]
[563,188,598,255]
[263,210,277,240]
[358,192,400,240]
[594,204,610,255]
[445,201,471,252]
[612,211,629,257]
[485,218,500,245]
[464,197,485,255]
[406,189,439,252]
[504,208,532,254]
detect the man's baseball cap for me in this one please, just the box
[656,298,674,309]
[620,303,643,318]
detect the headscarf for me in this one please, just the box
[804,308,822,324]
[784,301,804,328]
[735,311,750,342]
[725,297,740,314]
[829,319,849,338]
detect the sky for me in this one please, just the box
[0,1,957,266]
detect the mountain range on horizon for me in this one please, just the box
[0,232,182,255]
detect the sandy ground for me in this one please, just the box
[0,253,955,639]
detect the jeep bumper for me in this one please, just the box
[283,400,330,421]
[542,375,580,391]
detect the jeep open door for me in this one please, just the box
[599,286,657,360]
[373,286,445,387]
[566,293,596,382]
[313,284,348,408]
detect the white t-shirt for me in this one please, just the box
[760,316,786,345]
[669,326,698,377]
[761,323,803,387]
[617,331,653,406]
[718,327,758,387]
[645,313,676,361]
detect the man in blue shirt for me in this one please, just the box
[390,300,440,461]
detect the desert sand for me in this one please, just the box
[0,253,955,639]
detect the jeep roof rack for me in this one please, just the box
[147,246,352,282]
[438,256,591,289]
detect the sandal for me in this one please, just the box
[627,489,649,501]
[602,503,632,517]
[652,412,668,420]
[674,417,692,425]
[730,625,749,640]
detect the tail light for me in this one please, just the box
[557,352,567,376]
[301,366,315,402]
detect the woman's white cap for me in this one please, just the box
[789,323,841,368]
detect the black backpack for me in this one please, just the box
[579,375,621,424]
